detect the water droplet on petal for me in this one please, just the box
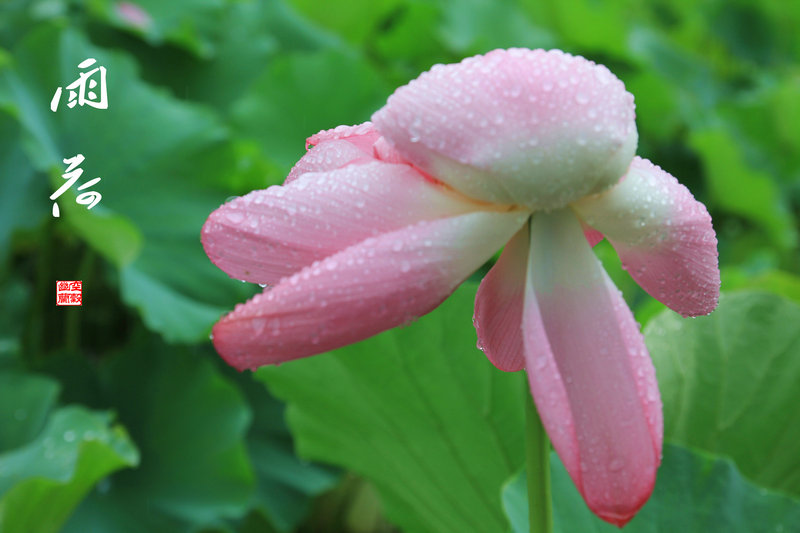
[251,317,266,335]
[225,211,244,224]
[608,457,625,472]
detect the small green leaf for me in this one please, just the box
[0,372,59,452]
[0,406,139,533]
[87,0,229,57]
[721,267,800,305]
[503,444,800,533]
[232,48,388,170]
[288,0,401,46]
[689,127,797,249]
[64,339,255,532]
[119,266,228,343]
[259,284,525,533]
[439,0,555,55]
[47,178,143,268]
[107,343,254,524]
[646,291,800,498]
[519,0,626,54]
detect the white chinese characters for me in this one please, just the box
[50,58,108,112]
[50,154,102,218]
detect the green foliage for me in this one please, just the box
[259,285,525,533]
[0,380,139,533]
[690,127,797,249]
[646,292,800,499]
[231,48,388,168]
[503,444,800,533]
[0,372,60,451]
[1,0,798,531]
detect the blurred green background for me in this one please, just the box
[1,0,799,532]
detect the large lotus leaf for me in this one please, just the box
[259,284,526,533]
[502,444,800,533]
[645,291,800,499]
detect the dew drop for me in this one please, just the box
[608,457,625,472]
[225,211,244,224]
[251,317,266,334]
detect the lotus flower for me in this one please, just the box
[202,49,720,526]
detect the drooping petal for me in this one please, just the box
[473,225,529,372]
[523,208,662,527]
[372,48,638,210]
[212,210,528,370]
[202,161,482,285]
[286,122,381,183]
[572,156,720,317]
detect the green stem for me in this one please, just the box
[525,378,553,533]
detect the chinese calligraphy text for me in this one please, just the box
[50,154,102,218]
[50,57,108,112]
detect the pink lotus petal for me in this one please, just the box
[372,48,638,210]
[202,161,482,285]
[212,210,528,370]
[306,122,378,150]
[582,224,604,247]
[572,156,720,317]
[473,226,528,372]
[286,122,381,183]
[524,208,662,527]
